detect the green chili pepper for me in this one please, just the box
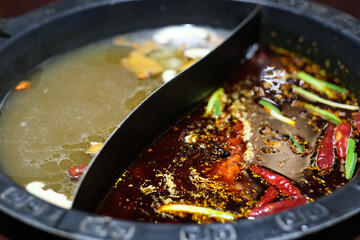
[346,138,357,180]
[293,85,359,110]
[158,204,237,221]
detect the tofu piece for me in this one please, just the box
[26,181,72,209]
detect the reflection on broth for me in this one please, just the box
[96,45,360,223]
[0,25,229,207]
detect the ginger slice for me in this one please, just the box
[136,41,161,55]
[121,51,163,78]
[87,142,103,154]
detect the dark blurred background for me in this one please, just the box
[0,0,359,19]
[314,0,359,19]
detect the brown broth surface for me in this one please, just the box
[96,45,359,223]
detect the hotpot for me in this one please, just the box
[0,0,360,239]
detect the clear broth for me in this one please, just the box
[0,25,229,200]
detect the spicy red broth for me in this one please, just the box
[96,45,359,223]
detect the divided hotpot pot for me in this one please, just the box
[0,0,360,239]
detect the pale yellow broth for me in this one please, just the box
[0,26,228,200]
[0,41,164,196]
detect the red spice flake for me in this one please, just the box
[137,73,149,80]
[67,164,88,179]
[14,81,30,91]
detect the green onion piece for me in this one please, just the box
[297,72,348,96]
[289,135,305,154]
[303,103,342,125]
[214,99,221,117]
[259,99,295,126]
[158,204,237,221]
[259,99,281,114]
[204,88,224,117]
[346,138,357,179]
[292,85,359,110]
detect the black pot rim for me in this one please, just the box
[0,0,360,239]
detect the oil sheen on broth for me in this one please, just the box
[0,25,229,207]
[96,45,360,223]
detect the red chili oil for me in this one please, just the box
[96,45,359,223]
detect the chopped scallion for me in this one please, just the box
[258,99,281,114]
[214,99,221,116]
[204,88,224,117]
[158,204,237,221]
[259,99,295,126]
[292,85,359,111]
[303,103,342,125]
[289,135,304,154]
[297,72,348,97]
[346,138,357,179]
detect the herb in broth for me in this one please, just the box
[96,45,359,223]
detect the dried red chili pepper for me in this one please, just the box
[258,185,279,207]
[355,112,360,133]
[316,125,335,169]
[335,122,352,160]
[248,196,308,217]
[250,165,301,197]
[67,164,88,179]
